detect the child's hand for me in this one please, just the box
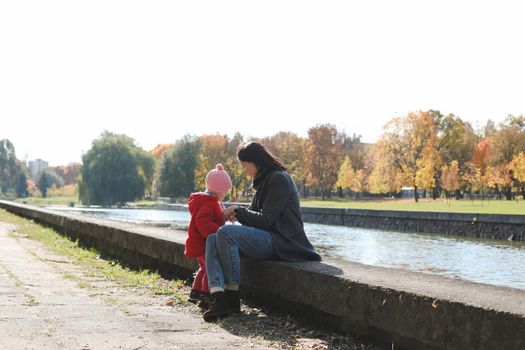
[222,206,237,221]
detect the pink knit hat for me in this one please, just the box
[205,163,232,193]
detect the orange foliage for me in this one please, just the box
[472,138,490,173]
[49,183,78,197]
[485,165,512,189]
[52,163,81,185]
[305,124,344,197]
[26,180,36,195]
[441,161,461,192]
[150,144,174,160]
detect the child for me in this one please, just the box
[185,163,232,307]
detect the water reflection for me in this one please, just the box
[306,223,525,290]
[50,207,525,290]
[48,206,191,229]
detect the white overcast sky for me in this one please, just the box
[1,1,525,166]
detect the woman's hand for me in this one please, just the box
[223,206,238,222]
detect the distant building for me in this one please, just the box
[28,159,49,180]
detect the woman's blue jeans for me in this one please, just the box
[206,224,276,292]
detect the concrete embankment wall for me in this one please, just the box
[1,200,525,350]
[300,207,525,241]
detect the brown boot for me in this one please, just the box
[225,290,240,314]
[203,292,231,322]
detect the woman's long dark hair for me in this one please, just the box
[237,141,287,172]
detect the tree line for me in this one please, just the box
[2,110,525,205]
[78,111,525,204]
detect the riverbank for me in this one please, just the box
[1,200,524,350]
[0,208,381,350]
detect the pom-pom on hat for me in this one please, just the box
[205,163,232,193]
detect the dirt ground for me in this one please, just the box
[0,220,384,350]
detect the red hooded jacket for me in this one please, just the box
[185,192,225,258]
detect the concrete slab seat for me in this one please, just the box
[1,200,524,350]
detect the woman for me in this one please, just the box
[204,141,321,322]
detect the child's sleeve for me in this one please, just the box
[194,206,221,238]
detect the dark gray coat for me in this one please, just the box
[235,169,321,262]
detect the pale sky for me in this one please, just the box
[1,1,525,166]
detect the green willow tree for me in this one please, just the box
[79,132,154,205]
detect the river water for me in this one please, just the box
[49,206,525,290]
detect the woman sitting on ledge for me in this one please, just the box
[203,141,322,322]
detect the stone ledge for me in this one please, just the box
[1,200,524,350]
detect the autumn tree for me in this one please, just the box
[441,161,461,199]
[472,139,490,174]
[305,124,344,199]
[485,165,512,200]
[367,141,403,195]
[353,169,368,194]
[337,133,368,196]
[150,144,174,161]
[487,115,525,199]
[336,157,356,194]
[415,146,440,197]
[488,115,525,165]
[463,163,483,199]
[464,138,491,199]
[380,111,440,202]
[341,133,366,172]
[53,163,81,185]
[259,132,306,196]
[508,152,525,199]
[435,113,478,166]
[194,134,230,191]
[223,133,246,201]
[335,156,369,196]
[429,111,478,197]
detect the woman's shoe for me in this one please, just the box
[203,292,231,322]
[225,290,241,313]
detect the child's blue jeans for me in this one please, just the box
[206,224,276,292]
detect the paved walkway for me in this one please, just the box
[0,221,273,350]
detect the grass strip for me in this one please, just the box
[0,208,187,302]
